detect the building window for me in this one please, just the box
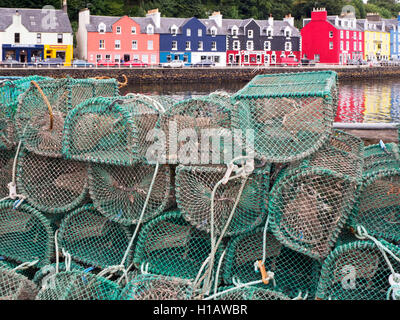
[314,54,320,62]
[171,27,177,35]
[96,54,101,61]
[233,40,240,50]
[246,41,253,51]
[285,42,292,51]
[114,54,120,63]
[186,29,191,37]
[211,41,217,51]
[198,29,202,37]
[115,40,121,49]
[185,41,191,50]
[99,39,105,49]
[147,25,154,34]
[105,54,111,60]
[340,41,343,50]
[353,32,356,40]
[346,31,349,39]
[147,40,153,50]
[271,54,276,63]
[211,27,217,36]
[151,54,156,64]
[248,30,253,38]
[14,33,20,44]
[346,41,349,51]
[359,32,362,40]
[57,33,63,44]
[329,42,333,50]
[285,30,291,37]
[116,26,121,34]
[131,27,136,34]
[142,55,148,63]
[244,54,249,63]
[353,42,356,51]
[37,33,41,44]
[132,40,138,50]
[198,41,203,50]
[340,30,343,39]
[329,31,333,38]
[267,28,273,37]
[359,42,362,51]
[232,27,238,36]
[172,41,177,50]
[98,23,106,33]
[264,41,271,51]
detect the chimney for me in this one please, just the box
[284,13,294,27]
[146,8,160,29]
[311,8,327,21]
[209,11,222,28]
[13,10,21,26]
[79,8,90,28]
[62,0,68,13]
[268,14,274,25]
[366,12,381,21]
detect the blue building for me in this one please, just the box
[157,13,226,66]
[387,15,400,59]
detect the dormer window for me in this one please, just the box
[131,27,136,34]
[147,24,154,34]
[284,27,291,38]
[232,26,238,36]
[98,22,106,33]
[248,30,253,38]
[171,25,178,35]
[211,26,217,36]
[116,26,121,34]
[266,27,273,37]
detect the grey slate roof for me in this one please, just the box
[0,7,72,33]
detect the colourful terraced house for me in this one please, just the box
[386,14,400,59]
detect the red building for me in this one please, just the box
[335,84,365,123]
[301,8,364,64]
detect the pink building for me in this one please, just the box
[77,9,160,65]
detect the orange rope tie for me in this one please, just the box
[30,80,53,131]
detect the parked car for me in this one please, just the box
[122,59,148,67]
[280,57,300,67]
[162,60,185,68]
[96,59,117,67]
[300,58,316,66]
[0,59,26,68]
[72,59,95,68]
[347,59,367,66]
[192,60,215,67]
[35,57,64,67]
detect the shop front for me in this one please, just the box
[2,44,44,63]
[44,44,73,66]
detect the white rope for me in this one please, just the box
[125,93,166,113]
[54,230,60,273]
[213,249,227,297]
[203,279,263,300]
[12,259,39,271]
[62,248,72,272]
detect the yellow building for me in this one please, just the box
[44,44,73,66]
[363,82,391,123]
[361,14,391,61]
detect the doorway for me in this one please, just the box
[19,50,27,63]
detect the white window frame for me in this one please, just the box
[115,40,121,49]
[98,22,106,33]
[131,27,136,34]
[132,40,138,50]
[147,24,154,34]
[171,25,178,35]
[232,26,238,36]
[329,41,333,50]
[114,54,120,63]
[246,41,253,51]
[264,41,271,51]
[248,29,253,38]
[211,26,217,36]
[198,41,203,51]
[116,26,121,34]
[211,41,217,51]
[96,54,102,61]
[329,31,333,38]
[233,40,240,50]
[198,29,202,37]
[186,41,191,50]
[186,29,191,37]
[267,27,273,38]
[172,41,178,50]
[285,41,292,51]
[148,40,153,50]
[99,39,105,49]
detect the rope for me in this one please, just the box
[91,75,128,89]
[125,93,166,113]
[203,279,264,300]
[213,249,227,297]
[31,81,53,131]
[62,248,72,272]
[13,259,39,271]
[55,230,60,273]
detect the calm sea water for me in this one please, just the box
[121,79,400,124]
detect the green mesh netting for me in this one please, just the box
[268,130,364,260]
[133,211,223,280]
[175,164,269,236]
[349,160,400,242]
[15,78,118,158]
[35,270,121,300]
[0,149,14,199]
[0,266,38,300]
[0,201,53,267]
[0,76,50,151]
[120,274,194,300]
[88,162,174,226]
[231,71,338,163]
[160,93,234,165]
[316,240,400,300]
[222,228,321,299]
[16,148,88,214]
[363,143,399,169]
[58,204,132,269]
[33,262,86,287]
[62,95,161,165]
[213,286,291,300]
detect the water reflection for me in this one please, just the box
[121,79,400,124]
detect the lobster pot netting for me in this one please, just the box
[15,78,118,158]
[0,149,14,199]
[58,204,132,269]
[0,76,50,150]
[120,274,194,300]
[222,229,321,299]
[363,143,399,169]
[33,262,86,287]
[349,160,400,242]
[133,211,224,281]
[62,95,160,165]
[175,164,269,236]
[316,240,400,300]
[88,162,174,226]
[231,71,338,163]
[17,149,88,214]
[36,270,121,300]
[0,266,38,300]
[160,94,235,165]
[213,286,291,300]
[268,131,364,260]
[0,201,53,267]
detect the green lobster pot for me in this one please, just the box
[268,130,364,260]
[17,149,88,215]
[349,160,400,242]
[0,149,14,199]
[0,201,53,267]
[35,270,121,300]
[316,240,400,300]
[0,266,38,300]
[120,274,194,300]
[15,78,118,158]
[133,211,223,280]
[175,164,270,236]
[33,262,86,287]
[88,161,175,226]
[0,76,50,151]
[231,71,338,163]
[222,228,321,299]
[58,204,132,269]
[213,286,291,300]
[62,95,161,165]
[159,93,235,165]
[363,143,399,169]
